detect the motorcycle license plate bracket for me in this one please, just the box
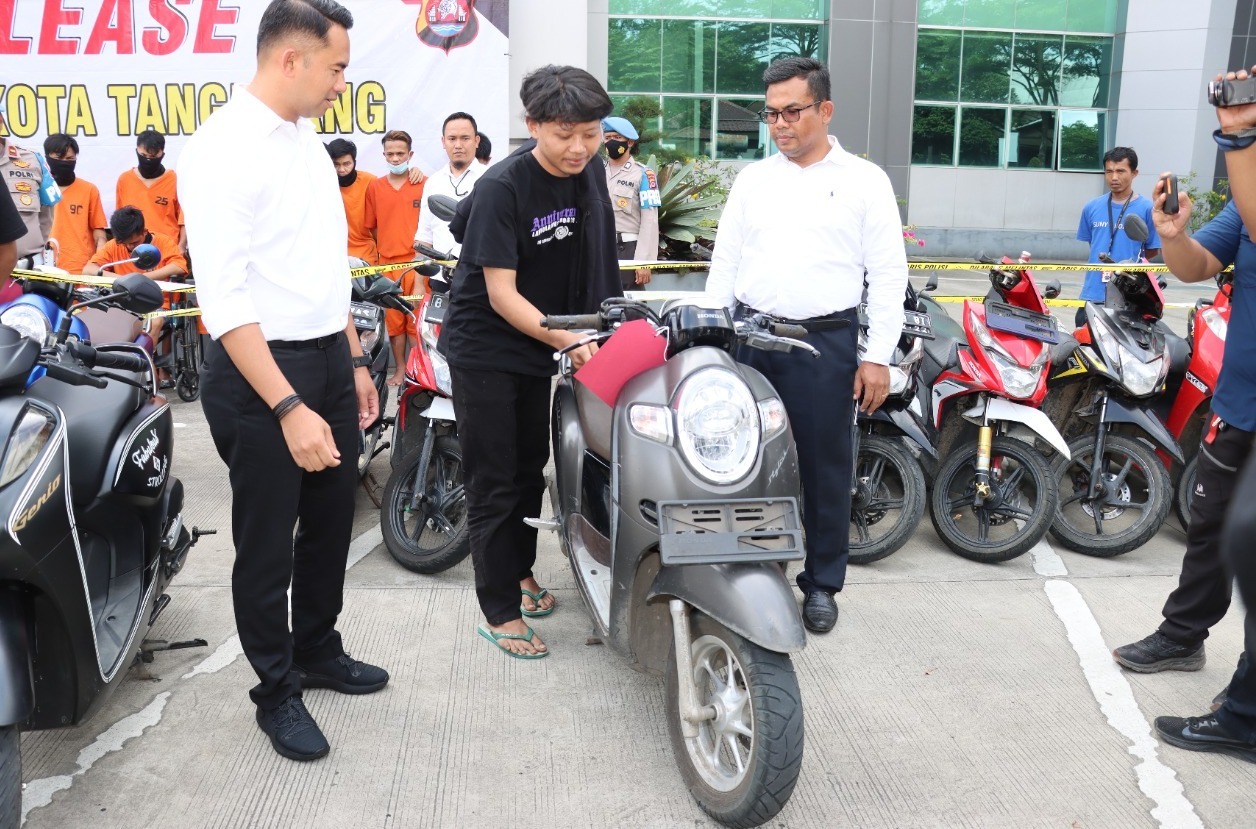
[656,498,805,566]
[984,300,1059,344]
[350,301,380,330]
[424,293,448,324]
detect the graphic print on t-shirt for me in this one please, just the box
[531,207,578,244]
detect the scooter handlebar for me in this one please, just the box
[768,321,808,339]
[68,342,150,372]
[541,314,601,331]
[43,360,108,389]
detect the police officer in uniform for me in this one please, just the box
[602,116,660,290]
[0,103,60,270]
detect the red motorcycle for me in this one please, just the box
[1164,271,1232,526]
[918,254,1071,562]
[379,242,468,574]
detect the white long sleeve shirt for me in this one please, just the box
[414,161,486,256]
[177,85,351,341]
[706,136,908,365]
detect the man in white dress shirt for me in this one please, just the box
[415,111,486,257]
[706,56,907,633]
[178,0,386,762]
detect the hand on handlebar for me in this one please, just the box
[854,362,891,415]
[280,405,341,472]
[557,331,599,368]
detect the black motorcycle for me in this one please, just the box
[0,274,211,822]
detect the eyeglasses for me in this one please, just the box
[758,101,822,124]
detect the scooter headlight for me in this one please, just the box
[1118,345,1167,397]
[674,368,760,485]
[989,351,1040,399]
[358,327,380,355]
[0,404,54,488]
[0,305,50,346]
[420,320,452,395]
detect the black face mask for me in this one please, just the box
[48,157,76,187]
[136,152,165,178]
[337,168,357,188]
[605,139,630,160]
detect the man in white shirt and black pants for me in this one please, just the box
[415,111,486,257]
[178,0,387,762]
[706,57,907,633]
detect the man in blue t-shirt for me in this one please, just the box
[1076,147,1162,321]
[1111,178,1251,704]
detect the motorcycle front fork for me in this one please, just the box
[973,424,995,506]
[1084,395,1110,500]
[406,420,437,511]
[669,600,717,737]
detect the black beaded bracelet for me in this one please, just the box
[272,393,304,421]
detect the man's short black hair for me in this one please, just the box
[520,65,613,125]
[443,111,478,135]
[110,206,147,241]
[44,134,79,157]
[136,130,165,154]
[1103,146,1138,171]
[326,138,356,160]
[763,56,831,103]
[475,132,492,163]
[256,0,353,57]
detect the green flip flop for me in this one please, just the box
[476,622,549,660]
[520,587,556,618]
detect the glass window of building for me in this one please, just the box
[911,0,1119,171]
[607,1,826,161]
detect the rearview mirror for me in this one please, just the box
[131,243,161,271]
[112,273,165,313]
[924,273,938,292]
[1044,279,1061,300]
[1123,214,1150,244]
[427,194,458,222]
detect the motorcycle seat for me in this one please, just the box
[30,373,144,506]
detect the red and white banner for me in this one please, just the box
[0,0,510,214]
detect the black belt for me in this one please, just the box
[270,332,345,350]
[737,303,856,332]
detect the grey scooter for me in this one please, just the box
[530,297,815,828]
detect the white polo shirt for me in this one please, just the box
[414,161,486,256]
[178,85,351,341]
[705,136,908,365]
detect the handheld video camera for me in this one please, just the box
[1208,76,1256,107]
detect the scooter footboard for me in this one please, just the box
[646,563,806,655]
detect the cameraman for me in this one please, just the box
[1151,64,1256,764]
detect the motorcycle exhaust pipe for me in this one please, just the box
[669,600,717,736]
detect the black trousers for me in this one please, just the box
[1159,417,1253,646]
[202,333,359,711]
[737,312,859,595]
[450,365,550,625]
[617,240,636,289]
[1218,449,1256,742]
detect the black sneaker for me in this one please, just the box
[1112,632,1204,673]
[255,696,329,762]
[1154,714,1256,764]
[295,653,389,695]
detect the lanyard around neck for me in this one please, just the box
[1107,194,1134,255]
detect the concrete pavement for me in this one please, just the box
[17,273,1256,828]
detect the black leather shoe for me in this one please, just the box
[802,591,838,633]
[1211,685,1229,713]
[1154,713,1256,764]
[295,653,389,695]
[1112,632,1204,673]
[256,696,329,762]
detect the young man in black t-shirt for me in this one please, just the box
[440,65,619,658]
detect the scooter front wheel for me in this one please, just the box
[928,435,1057,563]
[1176,454,1198,529]
[1050,433,1171,556]
[381,436,469,573]
[666,613,803,828]
[849,434,927,565]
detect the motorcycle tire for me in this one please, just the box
[928,435,1057,563]
[357,384,390,479]
[1049,433,1171,557]
[381,436,469,574]
[849,435,926,565]
[0,724,18,827]
[1176,455,1197,529]
[665,612,803,829]
[176,330,202,402]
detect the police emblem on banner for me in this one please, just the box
[413,0,479,52]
